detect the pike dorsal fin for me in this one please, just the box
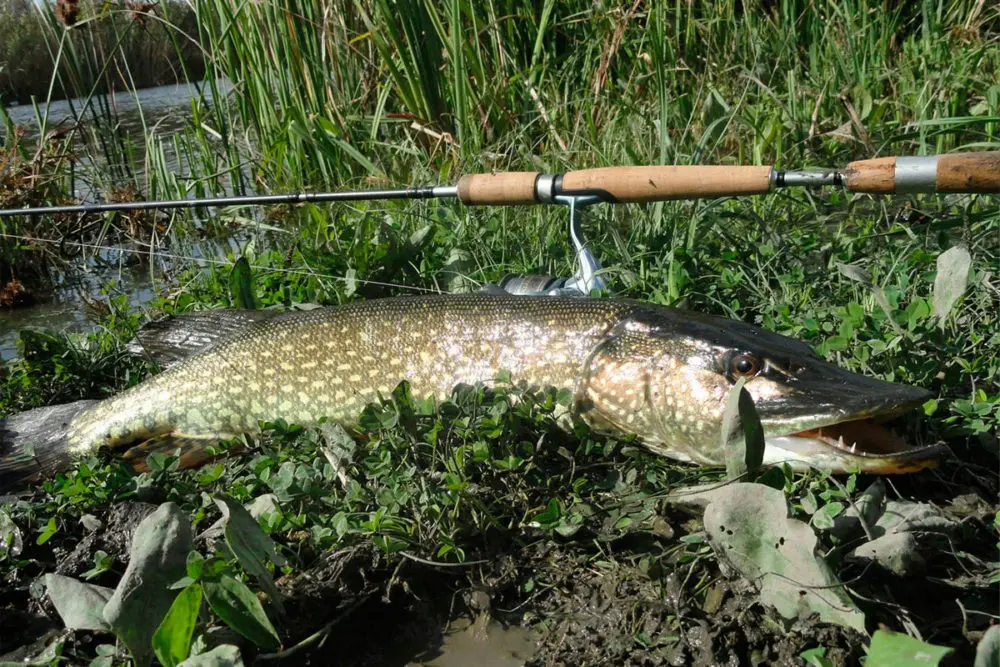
[127,309,277,369]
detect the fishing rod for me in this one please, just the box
[1,151,997,298]
[1,151,998,218]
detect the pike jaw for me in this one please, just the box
[580,306,950,474]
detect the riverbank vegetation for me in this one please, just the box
[0,0,206,105]
[1,0,998,664]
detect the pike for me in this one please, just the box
[0,151,998,216]
[0,294,948,489]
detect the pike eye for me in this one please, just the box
[729,353,762,379]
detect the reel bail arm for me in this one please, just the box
[490,194,605,297]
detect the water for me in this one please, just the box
[2,79,233,200]
[0,257,161,361]
[3,79,228,143]
[1,80,236,360]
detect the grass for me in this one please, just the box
[1,0,999,664]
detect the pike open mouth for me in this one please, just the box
[791,418,913,457]
[764,406,951,473]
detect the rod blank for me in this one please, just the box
[0,187,447,217]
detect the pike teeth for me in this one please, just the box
[850,442,857,454]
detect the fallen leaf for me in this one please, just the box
[44,574,113,632]
[103,502,193,667]
[0,510,22,557]
[875,500,957,536]
[836,261,872,285]
[704,483,866,633]
[974,625,1000,667]
[932,245,971,324]
[177,644,244,667]
[245,494,280,521]
[665,482,733,509]
[847,499,956,576]
[849,532,925,576]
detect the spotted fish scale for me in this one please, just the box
[66,295,637,456]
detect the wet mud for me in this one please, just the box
[2,475,997,666]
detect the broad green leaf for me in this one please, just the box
[153,584,203,667]
[932,245,971,324]
[177,644,244,667]
[213,496,285,614]
[229,256,257,310]
[103,503,193,667]
[704,483,866,633]
[720,377,765,480]
[866,630,952,666]
[36,517,58,545]
[44,574,113,631]
[800,646,835,667]
[203,575,280,650]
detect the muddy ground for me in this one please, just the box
[2,465,996,667]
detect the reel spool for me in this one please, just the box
[486,194,606,297]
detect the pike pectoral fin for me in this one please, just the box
[122,432,242,472]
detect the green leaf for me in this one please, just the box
[532,498,562,526]
[866,630,952,666]
[720,377,765,480]
[36,517,58,545]
[153,584,202,667]
[229,256,257,310]
[203,575,280,650]
[213,496,285,614]
[800,646,835,667]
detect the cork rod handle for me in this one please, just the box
[560,165,773,202]
[456,165,774,205]
[844,151,1000,194]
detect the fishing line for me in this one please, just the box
[0,231,443,294]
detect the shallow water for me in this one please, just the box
[406,616,537,667]
[1,80,238,360]
[0,256,160,361]
[3,79,229,144]
[3,79,233,201]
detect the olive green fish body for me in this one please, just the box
[2,294,949,487]
[67,296,633,457]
